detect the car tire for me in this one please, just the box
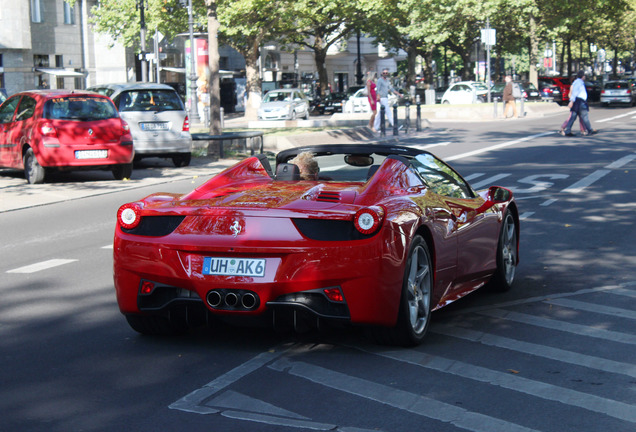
[370,235,433,346]
[172,153,191,167]
[125,313,189,336]
[290,110,297,120]
[23,148,46,184]
[304,109,310,120]
[487,210,518,292]
[442,100,450,104]
[112,163,133,180]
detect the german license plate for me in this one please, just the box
[75,150,107,159]
[141,122,169,131]
[203,257,266,277]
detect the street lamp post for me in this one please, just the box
[137,0,148,82]
[187,0,200,123]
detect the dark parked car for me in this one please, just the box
[490,81,542,102]
[312,92,347,115]
[539,76,570,105]
[585,81,602,103]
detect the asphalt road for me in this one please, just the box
[1,106,635,432]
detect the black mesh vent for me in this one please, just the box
[316,191,341,202]
[122,216,185,237]
[292,218,373,241]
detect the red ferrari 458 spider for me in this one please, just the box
[114,144,519,346]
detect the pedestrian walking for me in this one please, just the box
[503,75,517,118]
[373,68,401,132]
[366,71,378,131]
[561,70,597,137]
[559,74,587,135]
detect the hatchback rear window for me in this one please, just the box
[118,90,184,112]
[604,82,630,90]
[44,96,118,120]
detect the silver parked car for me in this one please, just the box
[600,81,636,106]
[258,88,310,120]
[88,83,192,167]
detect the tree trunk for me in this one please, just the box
[206,1,222,135]
[313,43,329,96]
[244,41,262,121]
[528,14,539,86]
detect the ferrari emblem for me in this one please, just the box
[230,220,241,237]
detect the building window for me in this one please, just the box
[64,1,75,25]
[31,0,43,23]
[34,55,50,68]
[56,55,64,68]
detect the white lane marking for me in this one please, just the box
[519,212,534,220]
[6,259,78,274]
[470,173,511,190]
[170,343,293,414]
[433,324,636,381]
[546,298,636,320]
[479,309,636,345]
[464,173,484,181]
[364,345,636,424]
[596,110,636,123]
[102,245,113,249]
[269,357,543,432]
[445,132,554,161]
[541,198,557,206]
[562,169,611,194]
[605,153,636,169]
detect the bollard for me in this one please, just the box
[380,104,386,136]
[416,96,422,131]
[393,104,398,136]
[404,101,410,134]
[519,97,525,118]
[493,98,498,118]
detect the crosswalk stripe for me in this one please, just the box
[362,346,636,424]
[6,259,78,274]
[478,309,636,345]
[432,325,636,379]
[269,357,543,432]
[546,298,636,320]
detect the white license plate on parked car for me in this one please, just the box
[203,257,266,277]
[140,122,169,131]
[75,150,108,159]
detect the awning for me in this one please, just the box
[160,67,235,77]
[36,68,86,77]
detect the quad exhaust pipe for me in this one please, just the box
[206,289,259,311]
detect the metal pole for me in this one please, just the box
[188,0,200,123]
[392,104,398,136]
[154,29,160,83]
[356,31,363,85]
[416,95,422,132]
[139,0,148,82]
[380,104,386,137]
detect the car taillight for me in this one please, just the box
[523,91,528,98]
[601,90,605,94]
[182,116,190,132]
[40,122,57,137]
[353,206,384,235]
[117,203,142,230]
[121,119,130,132]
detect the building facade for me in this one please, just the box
[1,0,404,101]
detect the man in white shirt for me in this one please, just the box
[562,70,597,136]
[373,69,401,131]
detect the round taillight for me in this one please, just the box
[354,206,384,235]
[117,203,141,230]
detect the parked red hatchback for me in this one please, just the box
[0,90,134,184]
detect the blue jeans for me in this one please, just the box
[565,99,592,134]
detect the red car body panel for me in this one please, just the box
[0,90,133,171]
[113,145,519,332]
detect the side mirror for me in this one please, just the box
[488,186,512,203]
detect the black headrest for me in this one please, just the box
[276,163,300,181]
[367,165,379,180]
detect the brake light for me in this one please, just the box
[117,202,142,230]
[353,206,384,235]
[121,119,130,132]
[140,280,155,295]
[40,122,57,137]
[323,287,344,302]
[182,115,190,132]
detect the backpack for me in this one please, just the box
[512,83,522,98]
